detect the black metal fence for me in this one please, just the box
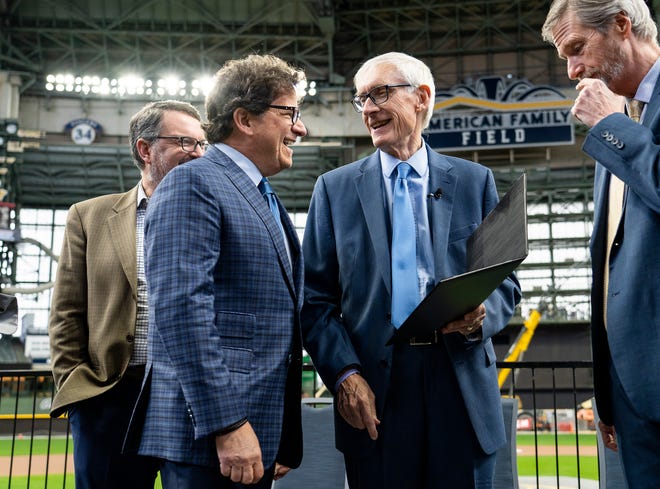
[1,362,605,489]
[0,368,72,489]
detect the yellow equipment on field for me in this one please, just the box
[498,307,543,389]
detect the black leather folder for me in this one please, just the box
[387,173,528,345]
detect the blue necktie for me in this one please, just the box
[258,178,285,234]
[258,178,292,271]
[391,162,419,328]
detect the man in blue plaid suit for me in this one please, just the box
[124,54,308,489]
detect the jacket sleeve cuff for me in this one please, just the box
[214,417,248,436]
[334,367,360,392]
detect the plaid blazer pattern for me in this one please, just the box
[124,146,303,469]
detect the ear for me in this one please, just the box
[417,84,432,112]
[614,12,632,39]
[135,138,152,166]
[232,108,255,136]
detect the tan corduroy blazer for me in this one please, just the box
[49,186,139,417]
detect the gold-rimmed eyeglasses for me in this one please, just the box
[350,84,413,113]
[267,104,301,124]
[155,136,208,153]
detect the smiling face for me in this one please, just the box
[354,63,430,161]
[246,90,307,177]
[138,110,206,196]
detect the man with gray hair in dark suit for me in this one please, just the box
[543,1,660,487]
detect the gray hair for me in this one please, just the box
[354,52,436,129]
[128,100,202,170]
[542,0,658,45]
[203,54,306,143]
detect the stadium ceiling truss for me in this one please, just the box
[2,0,567,95]
[0,0,581,211]
[3,0,660,318]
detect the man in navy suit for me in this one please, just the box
[124,54,307,489]
[302,52,521,489]
[543,1,660,487]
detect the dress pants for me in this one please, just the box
[610,364,660,489]
[159,460,275,489]
[344,341,496,489]
[68,365,159,489]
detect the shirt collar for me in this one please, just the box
[214,142,263,187]
[380,145,428,179]
[633,56,660,104]
[137,181,148,208]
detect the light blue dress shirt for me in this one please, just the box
[213,142,292,265]
[380,146,435,300]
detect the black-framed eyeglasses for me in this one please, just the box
[155,136,208,153]
[350,84,413,113]
[267,104,301,124]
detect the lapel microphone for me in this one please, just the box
[427,188,442,200]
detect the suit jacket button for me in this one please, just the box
[616,141,625,149]
[601,130,609,138]
[126,334,134,343]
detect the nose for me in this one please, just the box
[190,143,205,158]
[567,57,583,81]
[293,119,307,137]
[362,96,379,115]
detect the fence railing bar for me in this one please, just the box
[1,362,602,489]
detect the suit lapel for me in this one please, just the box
[108,186,139,297]
[426,148,457,279]
[591,164,608,263]
[279,206,304,301]
[641,76,660,129]
[355,153,392,296]
[214,150,298,297]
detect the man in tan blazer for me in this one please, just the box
[48,100,206,489]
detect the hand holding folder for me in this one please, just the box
[387,173,528,345]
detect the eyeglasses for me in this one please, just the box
[267,104,301,124]
[155,136,208,153]
[350,84,413,113]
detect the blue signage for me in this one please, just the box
[64,118,104,145]
[425,77,575,151]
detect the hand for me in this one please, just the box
[215,421,265,484]
[273,463,291,481]
[598,420,618,452]
[441,303,486,337]
[572,78,626,127]
[336,373,380,440]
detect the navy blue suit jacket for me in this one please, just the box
[125,145,303,469]
[583,82,660,426]
[302,144,521,457]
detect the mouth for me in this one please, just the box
[370,119,390,131]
